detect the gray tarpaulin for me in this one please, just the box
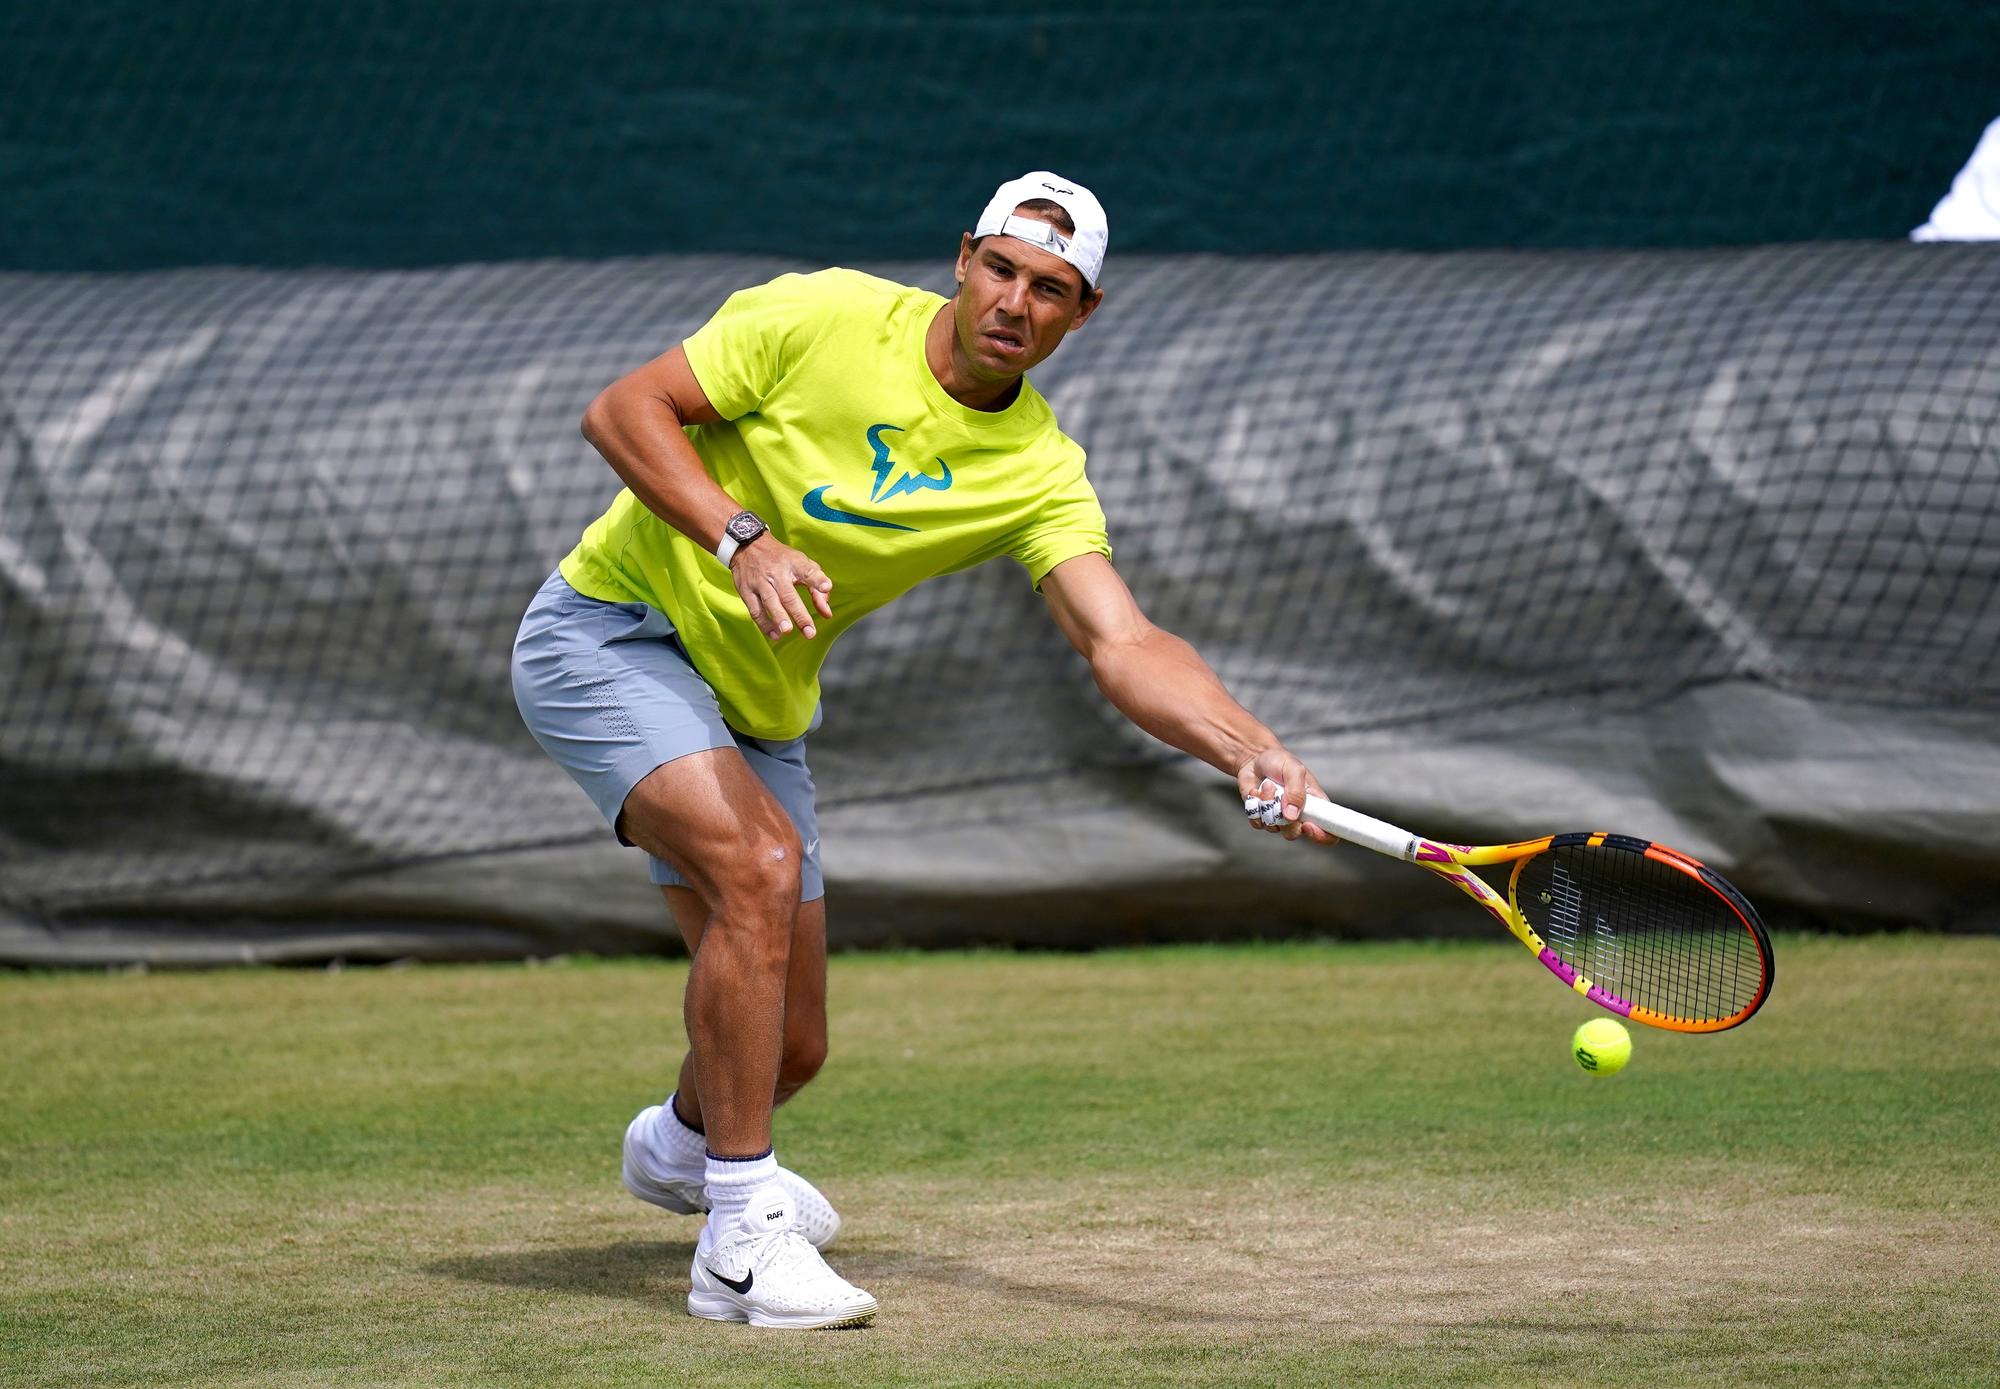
[2,245,1996,963]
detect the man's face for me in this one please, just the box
[951,215,1101,381]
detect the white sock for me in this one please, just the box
[648,1093,708,1174]
[704,1150,779,1235]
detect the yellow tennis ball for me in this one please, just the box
[1572,1018,1632,1076]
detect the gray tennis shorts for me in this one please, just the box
[510,570,823,901]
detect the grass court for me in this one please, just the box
[3,934,1996,1387]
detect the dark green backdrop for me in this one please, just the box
[4,2,1997,269]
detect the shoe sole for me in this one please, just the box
[687,1290,878,1330]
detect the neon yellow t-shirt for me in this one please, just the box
[559,268,1111,741]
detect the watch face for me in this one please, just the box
[726,512,765,543]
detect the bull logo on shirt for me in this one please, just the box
[865,423,953,502]
[801,423,953,532]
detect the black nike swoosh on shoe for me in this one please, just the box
[706,1265,753,1295]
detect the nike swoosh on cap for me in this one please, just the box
[802,485,917,532]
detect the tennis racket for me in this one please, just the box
[1245,789,1773,1032]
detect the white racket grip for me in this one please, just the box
[1299,794,1421,861]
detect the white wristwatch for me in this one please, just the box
[715,510,767,568]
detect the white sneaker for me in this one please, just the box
[621,1106,843,1250]
[687,1184,878,1330]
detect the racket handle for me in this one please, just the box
[1298,795,1421,861]
[1246,785,1422,860]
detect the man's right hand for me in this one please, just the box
[730,537,834,641]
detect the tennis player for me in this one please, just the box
[511,172,1330,1330]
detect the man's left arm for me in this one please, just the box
[1040,553,1332,843]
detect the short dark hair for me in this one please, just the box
[1011,198,1075,236]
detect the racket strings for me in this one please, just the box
[1516,844,1764,1023]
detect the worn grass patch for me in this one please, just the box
[3,935,1996,1387]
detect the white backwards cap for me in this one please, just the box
[974,171,1108,289]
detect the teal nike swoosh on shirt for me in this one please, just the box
[801,486,918,531]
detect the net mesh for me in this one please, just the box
[2,243,1997,921]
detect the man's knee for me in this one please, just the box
[617,754,802,923]
[708,825,802,916]
[671,821,802,965]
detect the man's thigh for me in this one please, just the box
[644,730,824,901]
[512,570,822,899]
[511,570,736,833]
[618,747,802,903]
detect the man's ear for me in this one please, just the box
[954,231,976,286]
[1070,286,1104,330]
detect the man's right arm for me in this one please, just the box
[580,345,832,641]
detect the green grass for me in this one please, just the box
[3,935,1997,1388]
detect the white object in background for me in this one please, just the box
[1912,117,2000,241]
